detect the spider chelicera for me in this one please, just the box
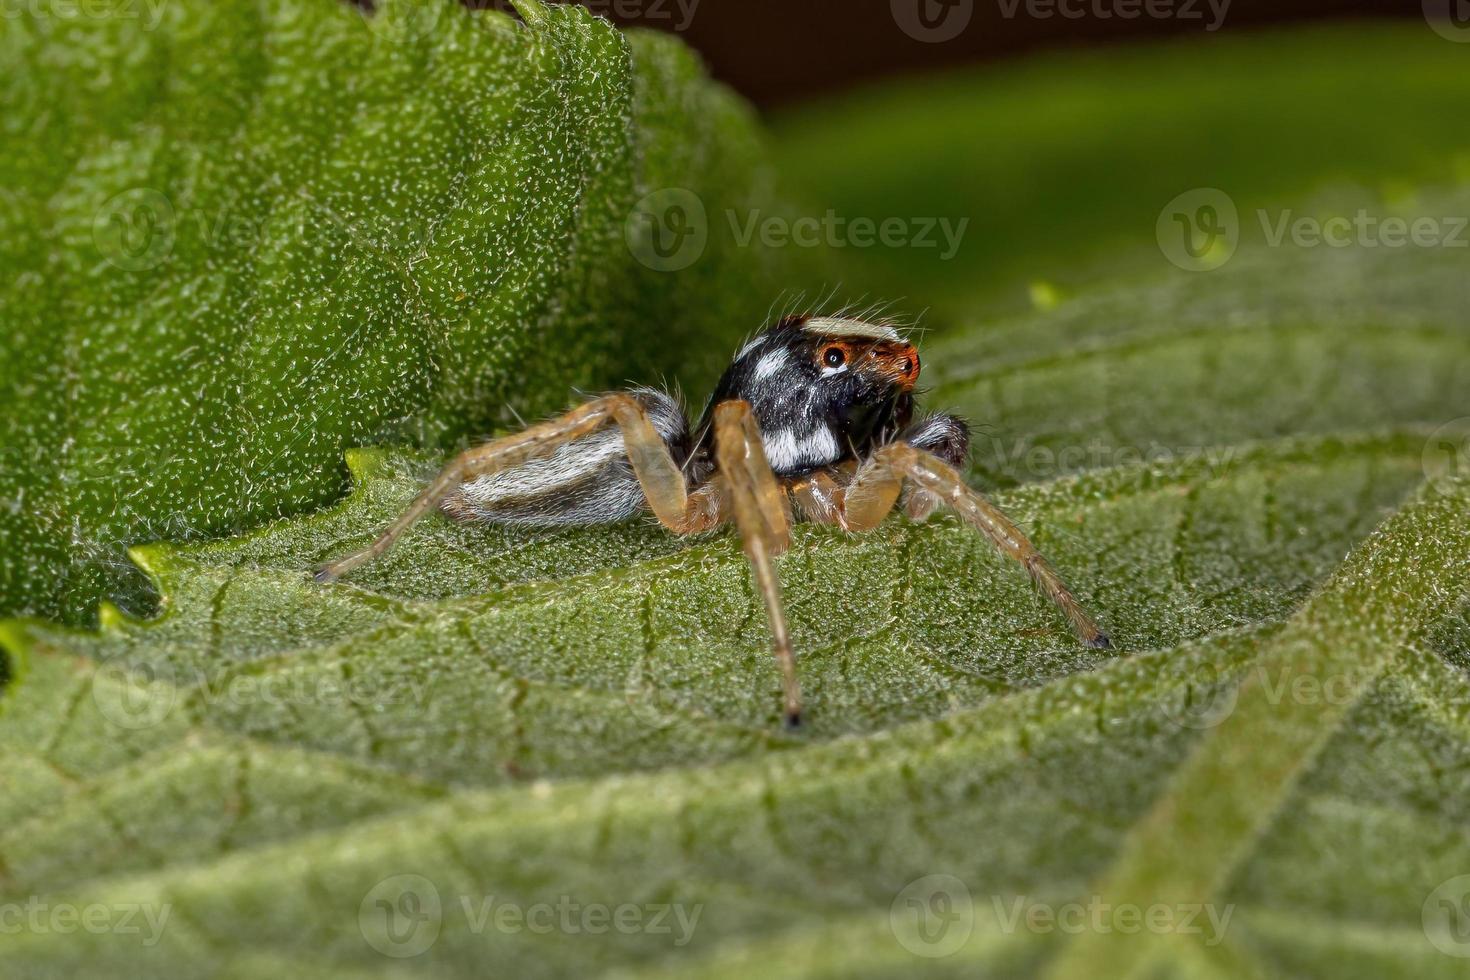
[315,313,1111,727]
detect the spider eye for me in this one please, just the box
[822,347,845,368]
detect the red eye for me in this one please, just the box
[822,347,845,368]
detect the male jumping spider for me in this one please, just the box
[316,314,1111,727]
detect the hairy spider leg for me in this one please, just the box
[799,437,1105,652]
[714,400,803,728]
[315,393,703,582]
[788,469,851,529]
[834,442,1110,649]
[317,391,800,724]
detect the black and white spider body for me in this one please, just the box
[695,315,927,478]
[316,313,1111,728]
[440,315,967,526]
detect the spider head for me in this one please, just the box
[699,315,921,477]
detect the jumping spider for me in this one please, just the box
[316,314,1111,727]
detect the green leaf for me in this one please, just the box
[6,194,1470,974]
[773,22,1470,314]
[5,20,1470,980]
[0,0,817,624]
[0,429,1452,973]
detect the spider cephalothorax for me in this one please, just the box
[316,313,1109,728]
[691,315,922,478]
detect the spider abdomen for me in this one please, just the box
[441,389,690,527]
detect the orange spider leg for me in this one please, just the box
[316,393,708,582]
[713,400,802,728]
[823,442,1111,649]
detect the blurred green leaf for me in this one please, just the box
[0,0,812,624]
[773,23,1470,314]
[5,17,1470,980]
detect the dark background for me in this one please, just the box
[548,0,1422,109]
